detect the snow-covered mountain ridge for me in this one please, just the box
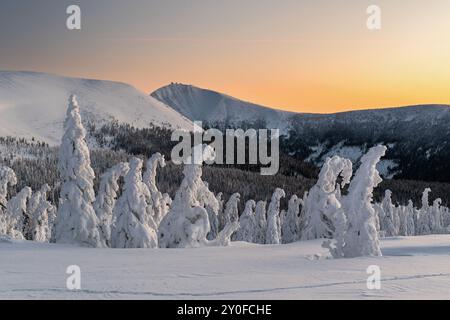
[151,83,450,130]
[0,72,193,145]
[152,83,450,182]
[151,83,295,130]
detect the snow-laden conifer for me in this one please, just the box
[111,158,158,248]
[254,200,267,244]
[417,188,432,235]
[266,188,285,244]
[158,145,238,248]
[53,95,104,247]
[29,184,56,242]
[281,195,301,244]
[143,153,170,226]
[235,200,257,242]
[223,193,240,226]
[302,156,352,240]
[94,162,129,246]
[5,186,32,239]
[342,145,386,258]
[381,190,398,237]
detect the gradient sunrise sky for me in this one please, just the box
[0,0,449,113]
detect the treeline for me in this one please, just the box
[1,122,450,211]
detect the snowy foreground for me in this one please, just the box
[1,235,450,300]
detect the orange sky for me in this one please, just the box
[1,0,450,113]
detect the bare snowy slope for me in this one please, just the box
[151,83,294,129]
[0,72,193,145]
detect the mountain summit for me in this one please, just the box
[151,83,293,129]
[0,72,193,145]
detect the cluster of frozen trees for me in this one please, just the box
[228,146,388,258]
[0,164,56,242]
[281,146,450,258]
[0,96,238,249]
[2,95,450,259]
[376,188,450,237]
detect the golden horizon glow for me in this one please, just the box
[1,0,450,114]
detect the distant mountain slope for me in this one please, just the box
[152,83,450,182]
[0,72,193,145]
[151,83,294,129]
[285,105,450,180]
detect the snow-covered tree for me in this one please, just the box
[5,186,32,239]
[26,184,48,238]
[206,193,220,241]
[314,156,354,258]
[0,166,17,209]
[322,204,347,258]
[158,145,238,248]
[279,209,287,240]
[373,203,383,234]
[53,95,104,247]
[405,200,416,236]
[266,188,285,245]
[223,193,240,240]
[223,193,241,226]
[0,166,17,236]
[28,184,56,242]
[381,190,398,237]
[341,145,386,258]
[442,207,450,232]
[254,200,267,244]
[417,188,432,235]
[281,195,301,244]
[397,205,407,236]
[216,192,225,231]
[94,162,129,246]
[161,193,172,222]
[143,153,169,226]
[111,158,158,248]
[235,200,257,242]
[302,156,352,240]
[431,198,443,233]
